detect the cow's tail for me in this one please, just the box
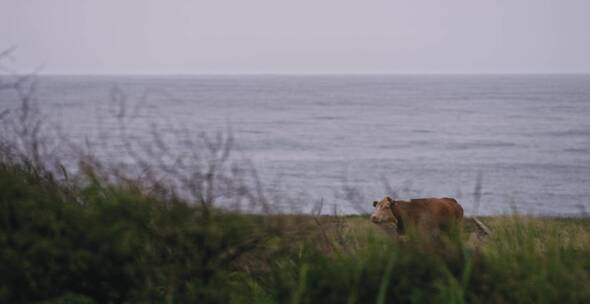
[472,217,493,236]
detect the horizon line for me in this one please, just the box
[3,72,590,77]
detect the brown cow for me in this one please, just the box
[370,196,463,237]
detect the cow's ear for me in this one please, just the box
[373,201,378,207]
[387,196,397,207]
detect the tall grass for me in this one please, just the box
[3,162,589,303]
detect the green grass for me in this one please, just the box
[1,159,590,303]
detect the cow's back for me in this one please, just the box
[392,197,463,234]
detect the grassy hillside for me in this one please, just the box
[1,158,590,303]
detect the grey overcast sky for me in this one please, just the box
[2,0,589,74]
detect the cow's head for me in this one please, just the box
[370,196,398,225]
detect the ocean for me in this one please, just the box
[1,74,589,215]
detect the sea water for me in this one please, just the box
[1,75,589,215]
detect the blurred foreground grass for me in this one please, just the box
[1,159,589,304]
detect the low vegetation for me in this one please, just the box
[1,156,589,303]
